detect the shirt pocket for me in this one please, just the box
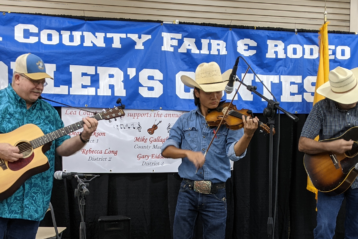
[211,131,228,152]
[182,127,198,151]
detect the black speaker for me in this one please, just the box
[98,215,131,239]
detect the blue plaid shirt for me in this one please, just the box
[301,98,358,189]
[161,107,246,183]
[0,86,70,221]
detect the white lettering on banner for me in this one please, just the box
[201,39,210,54]
[106,33,126,48]
[255,75,280,101]
[61,31,82,46]
[0,62,8,90]
[266,40,350,60]
[237,38,257,56]
[139,69,163,98]
[15,24,38,43]
[161,32,227,55]
[226,74,254,101]
[97,67,126,96]
[162,32,182,51]
[303,76,316,102]
[281,75,302,102]
[266,40,286,58]
[178,38,200,53]
[329,45,335,59]
[304,45,319,59]
[176,71,194,99]
[210,40,227,55]
[14,24,150,49]
[287,44,303,59]
[42,64,68,94]
[40,30,59,45]
[83,32,105,47]
[336,46,350,60]
[127,34,151,49]
[69,65,96,95]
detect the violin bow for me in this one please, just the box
[203,66,251,158]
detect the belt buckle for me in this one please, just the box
[194,180,212,194]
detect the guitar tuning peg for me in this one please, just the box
[114,118,117,121]
[102,109,106,112]
[109,119,112,123]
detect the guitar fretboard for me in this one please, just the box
[30,113,102,149]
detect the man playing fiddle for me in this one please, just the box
[161,62,259,239]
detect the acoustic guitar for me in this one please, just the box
[0,106,125,201]
[303,126,358,196]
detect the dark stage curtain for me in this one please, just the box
[42,113,347,239]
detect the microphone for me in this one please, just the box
[54,171,94,180]
[225,57,240,94]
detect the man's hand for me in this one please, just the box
[186,151,206,169]
[328,139,354,154]
[81,117,99,141]
[242,115,259,137]
[0,143,23,162]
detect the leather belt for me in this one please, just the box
[184,179,225,194]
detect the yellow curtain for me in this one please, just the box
[306,21,330,199]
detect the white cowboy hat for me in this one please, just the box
[317,66,358,104]
[181,62,232,92]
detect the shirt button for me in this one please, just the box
[203,136,205,138]
[202,148,205,151]
[347,113,350,115]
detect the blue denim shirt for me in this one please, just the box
[161,107,246,183]
[0,86,70,221]
[301,99,358,189]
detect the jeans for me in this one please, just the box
[314,188,358,239]
[173,180,227,239]
[0,217,40,239]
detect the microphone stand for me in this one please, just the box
[73,174,99,239]
[234,77,298,239]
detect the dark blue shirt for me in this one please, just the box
[301,98,358,188]
[0,86,70,221]
[161,107,246,183]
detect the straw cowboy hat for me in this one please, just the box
[181,62,232,92]
[317,66,358,104]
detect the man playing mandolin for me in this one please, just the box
[161,62,259,239]
[0,53,98,238]
[298,66,358,238]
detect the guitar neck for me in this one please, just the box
[30,113,103,149]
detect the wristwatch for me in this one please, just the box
[79,132,90,143]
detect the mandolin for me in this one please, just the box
[0,106,125,201]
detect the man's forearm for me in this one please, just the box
[56,135,86,156]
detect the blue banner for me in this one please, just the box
[1,13,358,113]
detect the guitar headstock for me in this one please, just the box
[98,106,125,121]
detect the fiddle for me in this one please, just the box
[205,102,275,135]
[147,120,162,135]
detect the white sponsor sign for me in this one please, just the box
[61,107,185,173]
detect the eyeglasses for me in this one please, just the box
[20,74,48,87]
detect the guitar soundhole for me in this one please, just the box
[8,142,34,171]
[17,142,33,158]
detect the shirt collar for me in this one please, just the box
[5,85,40,107]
